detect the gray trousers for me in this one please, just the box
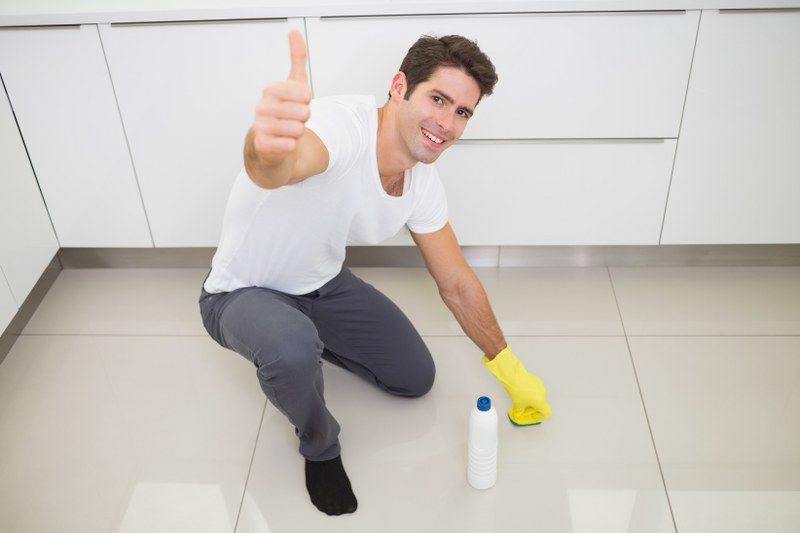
[198,265,435,461]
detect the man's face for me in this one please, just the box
[395,66,481,165]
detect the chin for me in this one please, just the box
[427,153,443,164]
[416,153,438,164]
[414,145,442,164]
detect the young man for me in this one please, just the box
[198,30,552,516]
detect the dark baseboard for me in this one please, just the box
[56,244,800,268]
[0,255,61,367]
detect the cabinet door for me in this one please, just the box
[0,75,58,307]
[662,10,800,244]
[0,25,152,247]
[432,140,676,246]
[99,19,304,247]
[0,268,17,336]
[307,12,698,139]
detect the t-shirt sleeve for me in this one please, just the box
[304,97,364,183]
[406,164,449,234]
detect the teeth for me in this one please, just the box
[422,128,443,144]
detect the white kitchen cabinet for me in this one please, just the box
[426,139,677,245]
[0,268,16,335]
[661,9,800,244]
[307,11,699,139]
[378,224,413,245]
[0,24,152,247]
[0,74,58,308]
[98,18,305,247]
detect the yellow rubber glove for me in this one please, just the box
[481,346,552,426]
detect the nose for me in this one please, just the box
[436,110,454,139]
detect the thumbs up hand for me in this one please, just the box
[251,29,312,162]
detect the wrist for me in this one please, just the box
[482,345,512,365]
[485,344,509,361]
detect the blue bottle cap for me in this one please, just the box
[477,396,491,411]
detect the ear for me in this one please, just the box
[388,71,407,101]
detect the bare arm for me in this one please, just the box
[412,223,507,359]
[244,125,329,189]
[441,274,508,359]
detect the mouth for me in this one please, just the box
[420,127,445,149]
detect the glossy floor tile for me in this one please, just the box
[2,266,799,532]
[628,336,800,533]
[0,335,264,533]
[352,266,624,336]
[21,267,623,337]
[609,267,800,335]
[237,336,673,533]
[21,268,210,336]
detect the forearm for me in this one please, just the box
[441,273,507,360]
[243,127,296,189]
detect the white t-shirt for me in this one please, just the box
[203,94,449,295]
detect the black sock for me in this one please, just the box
[305,454,358,515]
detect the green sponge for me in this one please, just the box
[508,412,542,427]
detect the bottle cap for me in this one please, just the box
[477,396,491,411]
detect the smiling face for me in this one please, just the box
[394,66,481,164]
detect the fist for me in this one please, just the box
[252,29,312,158]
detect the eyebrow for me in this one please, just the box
[430,89,475,116]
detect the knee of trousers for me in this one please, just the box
[403,351,436,398]
[248,324,325,383]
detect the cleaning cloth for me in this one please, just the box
[482,346,552,426]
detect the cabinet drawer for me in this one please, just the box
[433,140,676,245]
[307,12,698,139]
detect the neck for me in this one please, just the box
[376,103,415,179]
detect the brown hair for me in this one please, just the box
[390,34,498,105]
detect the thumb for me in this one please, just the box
[287,29,308,85]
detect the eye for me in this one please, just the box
[458,110,469,118]
[432,95,442,104]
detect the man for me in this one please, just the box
[198,29,552,516]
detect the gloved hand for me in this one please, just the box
[481,346,552,426]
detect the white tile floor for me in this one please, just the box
[0,266,799,533]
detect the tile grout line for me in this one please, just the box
[233,399,268,533]
[606,266,679,533]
